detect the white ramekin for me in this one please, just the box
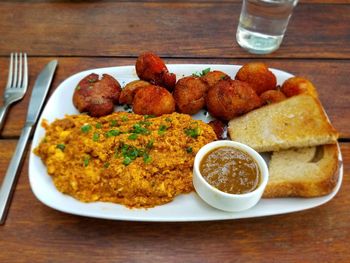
[193,140,269,212]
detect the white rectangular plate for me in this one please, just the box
[29,64,343,221]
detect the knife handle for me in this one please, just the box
[0,105,9,132]
[0,124,32,224]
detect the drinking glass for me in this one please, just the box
[236,0,298,54]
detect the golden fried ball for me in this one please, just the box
[200,70,230,89]
[119,80,151,105]
[173,76,208,115]
[132,85,175,116]
[235,62,277,95]
[260,89,287,105]
[206,79,262,121]
[281,77,318,98]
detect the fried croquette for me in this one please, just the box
[119,80,151,105]
[135,52,176,91]
[260,89,287,105]
[200,70,230,89]
[206,79,262,121]
[281,77,318,98]
[235,62,277,95]
[173,76,208,115]
[133,85,176,116]
[73,73,122,117]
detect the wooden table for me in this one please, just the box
[0,1,349,262]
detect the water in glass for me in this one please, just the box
[236,0,298,54]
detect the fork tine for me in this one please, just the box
[18,53,23,88]
[13,53,18,88]
[6,53,14,89]
[23,53,28,90]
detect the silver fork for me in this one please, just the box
[0,53,28,132]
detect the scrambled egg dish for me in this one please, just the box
[34,112,216,208]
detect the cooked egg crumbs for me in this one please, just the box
[34,112,216,208]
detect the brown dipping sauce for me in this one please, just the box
[199,146,260,194]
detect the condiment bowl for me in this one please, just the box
[193,140,269,212]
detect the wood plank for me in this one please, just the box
[5,0,350,5]
[0,2,349,58]
[0,57,349,138]
[0,140,349,262]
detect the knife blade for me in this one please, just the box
[0,60,58,225]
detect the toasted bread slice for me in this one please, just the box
[263,144,339,198]
[228,95,338,152]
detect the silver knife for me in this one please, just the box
[0,60,58,224]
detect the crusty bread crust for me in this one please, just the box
[228,95,339,152]
[263,144,339,198]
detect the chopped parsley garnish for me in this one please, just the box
[158,124,168,135]
[88,78,96,83]
[128,133,138,140]
[146,139,154,149]
[95,123,102,129]
[83,156,90,167]
[103,162,110,168]
[120,144,139,165]
[201,68,211,76]
[120,144,138,158]
[143,153,152,164]
[81,124,92,133]
[130,123,150,135]
[110,119,119,127]
[144,115,155,119]
[105,129,121,137]
[184,123,200,138]
[123,156,132,165]
[56,144,65,151]
[138,120,152,127]
[123,104,132,111]
[121,116,129,122]
[93,132,100,142]
[165,117,172,122]
[75,85,81,90]
[116,143,153,166]
[192,68,211,77]
[186,147,193,153]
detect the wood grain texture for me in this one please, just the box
[4,0,350,3]
[0,57,349,138]
[0,2,349,58]
[0,140,349,263]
